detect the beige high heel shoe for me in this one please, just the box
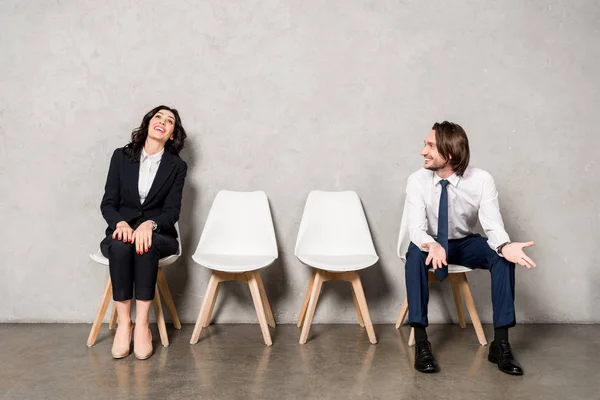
[134,327,153,360]
[111,322,133,359]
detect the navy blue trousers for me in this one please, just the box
[405,234,516,329]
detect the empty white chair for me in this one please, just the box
[86,223,183,347]
[296,190,378,345]
[190,190,278,346]
[394,201,487,346]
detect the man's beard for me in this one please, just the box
[425,160,447,171]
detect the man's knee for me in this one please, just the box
[406,243,427,268]
[490,252,515,271]
[499,256,515,270]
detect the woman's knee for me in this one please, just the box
[108,239,134,257]
[135,246,159,259]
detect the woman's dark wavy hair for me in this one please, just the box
[124,105,187,161]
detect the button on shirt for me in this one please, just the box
[405,167,510,251]
[138,148,164,204]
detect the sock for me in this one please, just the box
[413,325,428,342]
[494,327,509,342]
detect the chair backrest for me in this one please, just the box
[174,222,182,257]
[193,190,278,257]
[295,190,377,257]
[397,200,411,262]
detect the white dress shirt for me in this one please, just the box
[405,167,510,252]
[138,148,164,204]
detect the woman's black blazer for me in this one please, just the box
[100,147,187,238]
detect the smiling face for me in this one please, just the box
[420,129,450,172]
[147,109,176,143]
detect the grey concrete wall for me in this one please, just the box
[1,0,598,324]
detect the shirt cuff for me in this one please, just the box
[415,233,436,251]
[489,234,511,256]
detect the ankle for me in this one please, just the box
[135,319,149,328]
[412,325,428,342]
[117,319,132,329]
[494,327,509,343]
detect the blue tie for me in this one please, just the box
[435,179,449,281]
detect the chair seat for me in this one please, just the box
[400,256,473,274]
[89,250,180,267]
[192,254,276,272]
[90,251,110,266]
[296,254,378,272]
[429,264,473,273]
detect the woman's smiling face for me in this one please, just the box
[147,109,176,142]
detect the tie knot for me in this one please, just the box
[439,179,449,188]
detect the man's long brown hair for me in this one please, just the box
[432,121,470,176]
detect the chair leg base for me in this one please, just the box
[190,270,275,346]
[86,277,113,347]
[87,273,181,348]
[297,269,377,345]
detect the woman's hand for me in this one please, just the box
[132,221,154,254]
[112,221,134,243]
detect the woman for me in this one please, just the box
[100,105,187,359]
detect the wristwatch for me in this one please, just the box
[496,241,511,255]
[150,220,158,231]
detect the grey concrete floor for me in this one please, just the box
[0,323,597,400]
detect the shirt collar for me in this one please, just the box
[141,147,164,163]
[433,172,461,187]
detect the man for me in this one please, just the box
[404,121,536,375]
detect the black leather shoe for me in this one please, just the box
[488,340,524,375]
[414,340,440,373]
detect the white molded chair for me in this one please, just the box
[190,190,278,346]
[394,201,487,346]
[86,223,183,347]
[296,191,378,345]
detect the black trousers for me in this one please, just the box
[100,233,178,301]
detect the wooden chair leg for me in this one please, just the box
[395,297,409,329]
[297,270,316,328]
[350,283,365,328]
[109,302,118,330]
[428,270,437,283]
[247,271,273,346]
[87,278,113,347]
[203,282,220,327]
[190,272,220,344]
[299,270,324,344]
[350,274,377,344]
[157,268,182,329]
[458,274,487,346]
[409,327,415,346]
[255,272,276,328]
[450,274,466,329]
[153,287,169,347]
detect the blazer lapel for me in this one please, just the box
[143,151,176,205]
[126,155,142,208]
